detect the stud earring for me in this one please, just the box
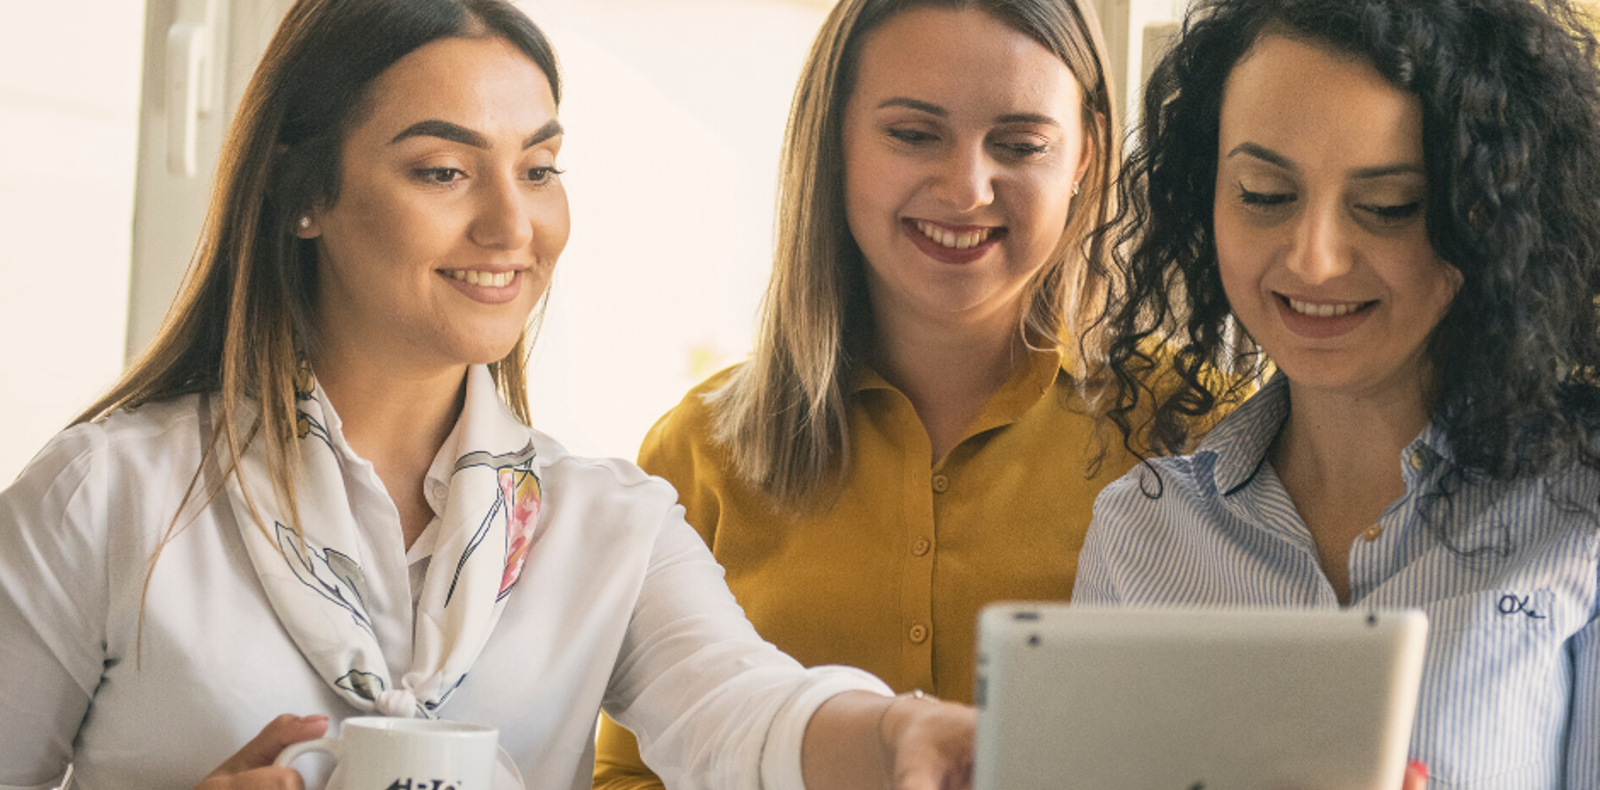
[297,216,311,230]
[1071,181,1081,197]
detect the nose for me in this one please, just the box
[929,142,995,213]
[469,170,534,250]
[1285,201,1352,285]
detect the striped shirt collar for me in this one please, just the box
[1194,372,1452,501]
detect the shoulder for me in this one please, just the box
[10,396,207,505]
[641,367,737,453]
[637,365,740,481]
[0,395,209,577]
[1092,454,1207,530]
[529,428,682,538]
[1076,451,1229,603]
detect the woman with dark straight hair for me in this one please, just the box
[595,0,1139,786]
[1077,0,1600,784]
[0,1,975,788]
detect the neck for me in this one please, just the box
[870,301,1031,464]
[1271,373,1433,603]
[310,339,469,548]
[1275,377,1433,490]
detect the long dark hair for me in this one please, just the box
[1096,0,1600,491]
[75,0,562,615]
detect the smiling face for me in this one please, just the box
[301,35,568,376]
[1214,34,1461,400]
[841,6,1091,337]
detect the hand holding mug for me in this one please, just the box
[195,714,329,790]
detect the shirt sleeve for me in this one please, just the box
[0,425,110,789]
[603,505,889,790]
[1567,557,1600,789]
[590,386,726,790]
[635,387,723,548]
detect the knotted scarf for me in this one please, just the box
[228,364,543,719]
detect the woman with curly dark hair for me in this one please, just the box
[1074,0,1600,785]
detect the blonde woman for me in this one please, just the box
[595,0,1136,786]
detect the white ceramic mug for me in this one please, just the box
[274,717,510,790]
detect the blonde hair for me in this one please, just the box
[708,0,1121,509]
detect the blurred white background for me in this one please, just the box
[0,0,1197,482]
[0,0,834,481]
[0,2,146,483]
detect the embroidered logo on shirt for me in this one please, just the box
[1497,594,1548,620]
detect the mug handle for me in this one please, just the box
[497,745,525,788]
[274,736,346,767]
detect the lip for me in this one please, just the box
[438,268,524,305]
[901,218,1004,265]
[1273,293,1376,340]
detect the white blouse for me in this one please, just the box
[0,394,886,790]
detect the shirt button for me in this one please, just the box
[909,624,929,644]
[931,475,950,493]
[1407,450,1426,470]
[1362,524,1383,541]
[912,537,931,556]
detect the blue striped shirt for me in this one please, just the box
[1074,374,1600,789]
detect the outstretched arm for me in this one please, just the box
[802,691,974,790]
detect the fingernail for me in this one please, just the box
[1407,760,1429,781]
[302,714,329,723]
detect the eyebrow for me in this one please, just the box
[1227,141,1423,179]
[1226,142,1296,171]
[879,97,947,116]
[390,118,564,150]
[876,97,1060,127]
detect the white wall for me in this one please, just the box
[1094,0,1188,124]
[513,0,828,457]
[0,3,146,483]
[0,0,829,482]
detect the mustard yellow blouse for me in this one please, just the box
[592,347,1143,790]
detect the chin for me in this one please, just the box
[469,344,523,367]
[456,324,531,367]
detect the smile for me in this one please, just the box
[913,219,997,250]
[1284,297,1371,317]
[442,269,517,288]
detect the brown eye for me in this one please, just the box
[414,167,465,184]
[526,166,564,185]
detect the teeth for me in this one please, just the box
[915,220,992,250]
[1287,297,1363,317]
[446,270,514,287]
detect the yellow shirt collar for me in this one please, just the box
[850,344,1069,438]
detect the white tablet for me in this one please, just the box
[973,604,1428,790]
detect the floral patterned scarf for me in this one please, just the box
[227,364,543,719]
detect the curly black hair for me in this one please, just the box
[1094,0,1600,490]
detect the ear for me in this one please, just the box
[1072,110,1105,196]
